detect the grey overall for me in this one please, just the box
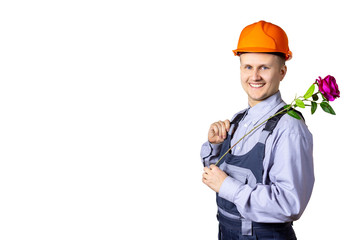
[216,108,300,239]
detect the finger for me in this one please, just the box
[215,122,224,139]
[202,172,207,180]
[215,121,222,138]
[211,123,220,138]
[203,167,210,174]
[225,119,231,132]
[219,121,227,139]
[202,172,210,181]
[202,176,206,184]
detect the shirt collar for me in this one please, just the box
[246,91,284,126]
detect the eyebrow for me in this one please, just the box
[241,64,271,68]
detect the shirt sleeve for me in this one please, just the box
[200,141,222,167]
[218,124,315,222]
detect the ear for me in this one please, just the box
[279,64,287,81]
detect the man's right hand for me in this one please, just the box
[208,120,230,144]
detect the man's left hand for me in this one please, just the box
[202,164,228,193]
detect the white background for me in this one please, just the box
[0,0,358,239]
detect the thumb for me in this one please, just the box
[209,164,219,171]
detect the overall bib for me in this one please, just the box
[216,108,299,240]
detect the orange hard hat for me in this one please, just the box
[233,20,292,60]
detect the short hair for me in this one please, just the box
[269,52,286,66]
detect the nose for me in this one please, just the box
[251,69,261,81]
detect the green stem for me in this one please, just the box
[214,104,293,166]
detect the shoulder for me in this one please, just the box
[274,112,312,139]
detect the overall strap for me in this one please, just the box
[229,109,248,136]
[231,110,248,125]
[259,107,304,143]
[263,108,287,133]
[216,110,248,165]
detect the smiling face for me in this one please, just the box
[240,53,287,107]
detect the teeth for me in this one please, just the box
[250,83,265,88]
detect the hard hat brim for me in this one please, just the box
[233,48,292,60]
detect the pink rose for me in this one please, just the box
[317,75,340,101]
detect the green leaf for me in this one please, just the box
[283,104,290,110]
[312,94,319,101]
[295,99,305,108]
[287,110,301,119]
[304,84,315,99]
[311,101,317,114]
[320,102,336,115]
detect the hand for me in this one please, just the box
[202,164,228,193]
[208,120,230,144]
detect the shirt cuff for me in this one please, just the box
[200,141,222,159]
[218,176,243,203]
[209,142,222,155]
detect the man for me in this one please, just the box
[200,20,314,240]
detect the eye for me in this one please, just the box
[244,65,252,70]
[261,66,269,70]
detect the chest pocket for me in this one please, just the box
[221,162,257,188]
